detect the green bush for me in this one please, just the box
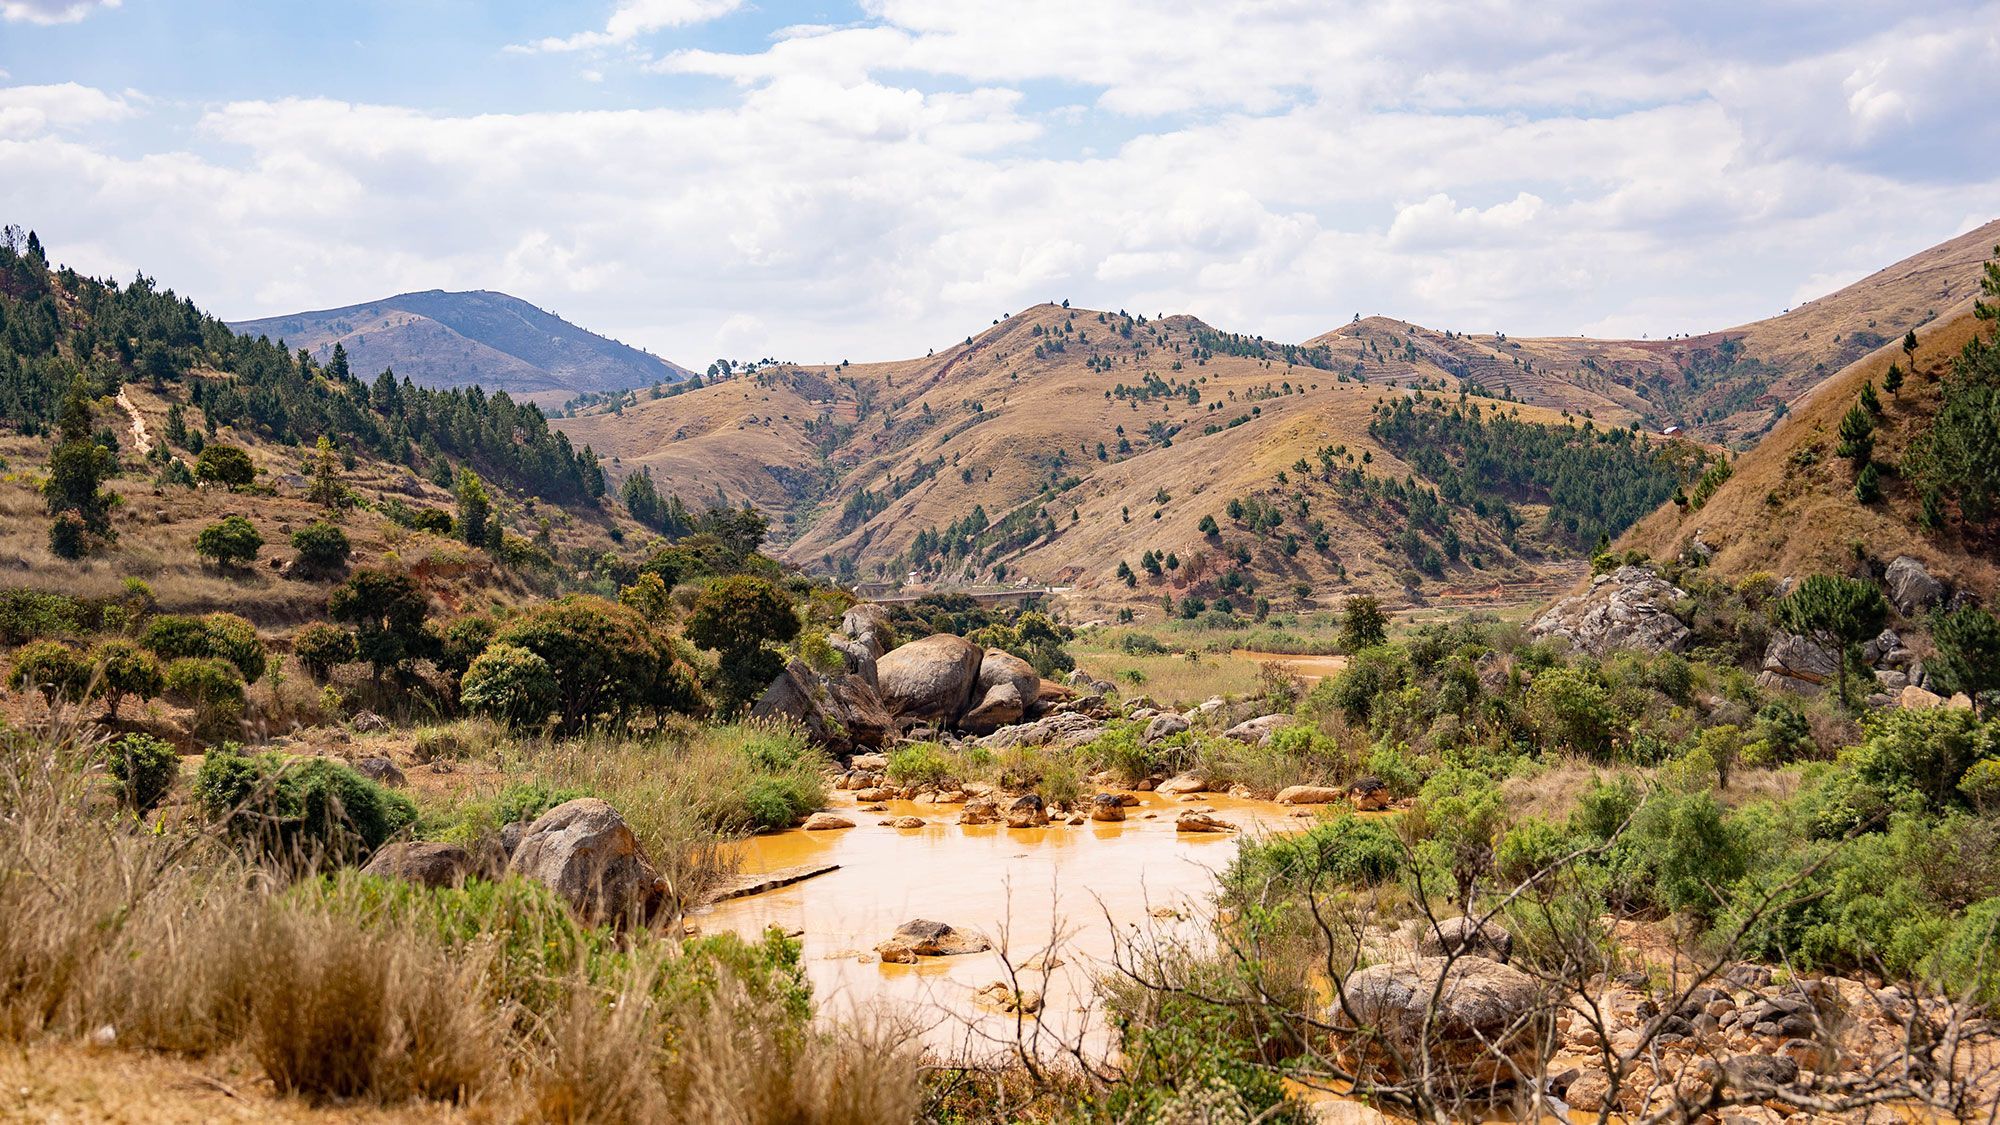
[193,747,416,863]
[289,521,351,576]
[681,723,827,834]
[143,612,267,681]
[885,742,954,787]
[194,443,255,488]
[105,732,179,811]
[1935,898,2000,1007]
[194,515,264,569]
[163,656,246,737]
[8,640,90,705]
[1226,811,1403,903]
[460,643,559,729]
[1524,665,1615,759]
[492,596,702,732]
[90,638,163,718]
[1849,708,1998,812]
[292,623,356,682]
[0,588,80,644]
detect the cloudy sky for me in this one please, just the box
[2,1,1996,368]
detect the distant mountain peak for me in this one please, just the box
[229,290,688,401]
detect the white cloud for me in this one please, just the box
[1,0,116,24]
[4,1,1998,366]
[511,0,743,54]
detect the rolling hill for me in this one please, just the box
[230,290,689,403]
[1302,219,2000,446]
[554,220,1998,621]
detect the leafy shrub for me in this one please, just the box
[885,742,954,788]
[1849,709,1998,812]
[194,515,264,569]
[90,638,163,718]
[434,615,498,684]
[143,613,266,681]
[685,576,801,713]
[492,596,702,732]
[1934,898,2000,1007]
[193,443,255,488]
[1524,665,1614,759]
[460,643,559,729]
[8,640,90,705]
[289,521,351,576]
[105,732,179,811]
[292,623,356,682]
[1226,812,1403,902]
[193,747,416,863]
[163,656,246,737]
[0,588,80,644]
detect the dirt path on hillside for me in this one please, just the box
[117,388,152,456]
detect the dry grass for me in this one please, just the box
[0,719,921,1123]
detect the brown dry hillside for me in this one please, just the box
[557,303,1660,617]
[1619,295,1999,600]
[1308,219,2000,446]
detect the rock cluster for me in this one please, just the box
[1528,565,1691,656]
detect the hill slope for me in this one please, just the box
[231,290,689,401]
[1305,219,2000,446]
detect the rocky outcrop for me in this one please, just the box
[1223,714,1292,745]
[875,918,991,963]
[1884,556,1944,617]
[875,633,986,725]
[751,658,893,753]
[507,798,672,927]
[961,648,1040,734]
[1761,632,1840,687]
[840,604,895,659]
[360,841,480,888]
[1418,916,1515,963]
[827,633,879,690]
[1336,956,1542,1090]
[1143,713,1189,743]
[1529,565,1690,656]
[980,712,1103,751]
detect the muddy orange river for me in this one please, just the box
[695,789,1311,1061]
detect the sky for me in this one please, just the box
[1,0,1996,369]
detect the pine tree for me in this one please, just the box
[43,386,117,557]
[1859,380,1882,415]
[1836,401,1875,465]
[1882,362,1904,398]
[1776,574,1887,706]
[455,468,491,548]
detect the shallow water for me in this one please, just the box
[695,789,1311,1061]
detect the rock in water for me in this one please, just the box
[1276,784,1344,806]
[1336,956,1543,1091]
[875,918,991,963]
[1176,809,1235,833]
[1528,565,1691,656]
[802,812,856,831]
[877,633,985,723]
[1089,793,1127,822]
[507,798,672,927]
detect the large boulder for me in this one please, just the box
[1089,793,1127,822]
[1004,794,1049,829]
[1528,565,1690,656]
[840,604,895,660]
[827,633,879,690]
[507,798,672,927]
[1417,916,1515,963]
[1335,956,1543,1090]
[980,712,1103,751]
[1762,632,1840,686]
[875,918,991,963]
[360,841,480,888]
[751,658,893,753]
[962,649,1040,734]
[1884,556,1944,617]
[1224,714,1292,745]
[1276,784,1345,806]
[1143,713,1190,743]
[877,633,985,724]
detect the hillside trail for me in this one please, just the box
[117,388,152,455]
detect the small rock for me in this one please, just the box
[1157,772,1207,796]
[350,710,389,733]
[1089,793,1127,822]
[803,812,856,831]
[874,918,991,963]
[1275,784,1344,805]
[1417,916,1514,963]
[1143,713,1190,743]
[1175,809,1235,833]
[959,797,1002,825]
[891,815,925,829]
[352,756,406,787]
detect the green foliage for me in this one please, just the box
[433,615,498,685]
[1835,401,1874,465]
[105,732,179,811]
[289,521,351,576]
[1847,709,1998,814]
[142,612,266,681]
[1909,263,2000,533]
[680,723,827,833]
[965,609,1075,678]
[1524,664,1615,759]
[1931,606,2000,716]
[685,576,800,713]
[42,386,117,554]
[194,515,263,569]
[193,443,255,488]
[1225,812,1403,903]
[328,568,431,680]
[1339,594,1387,651]
[292,622,356,682]
[90,638,163,717]
[8,640,90,705]
[193,746,416,864]
[163,656,246,736]
[1935,898,2000,1007]
[0,588,80,644]
[490,595,702,732]
[453,467,491,547]
[884,742,955,788]
[1777,574,1887,705]
[460,643,559,729]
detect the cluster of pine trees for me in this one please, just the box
[0,228,606,506]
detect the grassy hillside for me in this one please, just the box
[232,289,689,403]
[559,304,1701,618]
[1620,284,2000,599]
[1306,219,2000,446]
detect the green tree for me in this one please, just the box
[1836,401,1874,466]
[328,568,432,683]
[454,467,491,548]
[195,515,263,570]
[1339,594,1387,651]
[1855,461,1882,504]
[105,732,178,812]
[289,520,351,576]
[163,657,245,738]
[42,387,117,557]
[8,640,90,706]
[1904,328,1919,371]
[305,435,346,508]
[194,443,256,489]
[1883,362,1905,398]
[460,642,559,729]
[1524,664,1615,759]
[1930,605,2000,716]
[90,638,163,719]
[1777,574,1888,706]
[292,622,356,683]
[1198,514,1220,537]
[492,595,701,732]
[686,576,801,713]
[1116,560,1136,587]
[1859,380,1882,415]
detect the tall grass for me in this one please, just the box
[0,719,919,1120]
